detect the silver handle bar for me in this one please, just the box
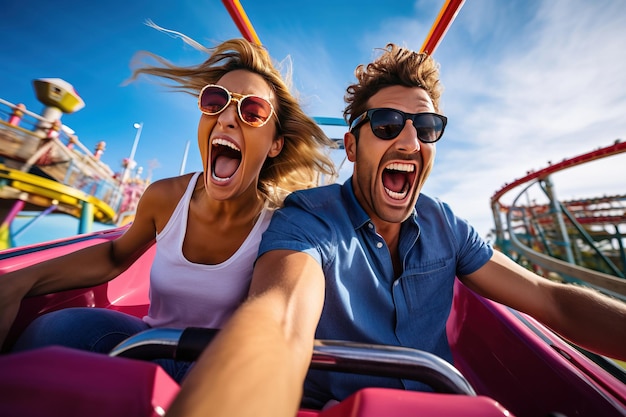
[109,327,475,396]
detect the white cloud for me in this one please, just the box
[428,0,626,237]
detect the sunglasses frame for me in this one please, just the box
[198,84,276,128]
[350,108,447,143]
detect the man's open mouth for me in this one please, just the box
[211,138,241,181]
[382,162,416,200]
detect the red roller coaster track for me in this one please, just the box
[492,140,626,296]
[491,140,626,206]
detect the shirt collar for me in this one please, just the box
[340,177,371,230]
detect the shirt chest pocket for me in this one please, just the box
[399,259,456,315]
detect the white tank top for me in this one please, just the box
[143,172,272,328]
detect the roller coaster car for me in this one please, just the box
[0,228,625,417]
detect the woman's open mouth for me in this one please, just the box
[211,138,241,182]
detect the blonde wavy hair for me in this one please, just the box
[128,23,337,208]
[344,43,443,128]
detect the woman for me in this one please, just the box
[0,35,336,382]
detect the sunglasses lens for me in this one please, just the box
[199,85,273,128]
[239,96,273,127]
[367,109,444,142]
[370,109,405,139]
[200,86,229,114]
[414,114,444,143]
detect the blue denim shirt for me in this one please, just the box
[258,178,493,406]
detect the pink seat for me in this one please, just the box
[1,347,512,417]
[310,388,510,417]
[0,346,179,417]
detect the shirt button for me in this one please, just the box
[376,242,383,249]
[368,223,374,229]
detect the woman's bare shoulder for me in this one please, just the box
[145,173,198,198]
[137,173,199,216]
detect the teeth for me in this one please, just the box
[384,187,408,200]
[384,162,413,200]
[386,162,414,172]
[212,138,240,151]
[212,173,229,182]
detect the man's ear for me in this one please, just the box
[268,135,284,157]
[344,131,357,162]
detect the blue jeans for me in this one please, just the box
[12,307,192,383]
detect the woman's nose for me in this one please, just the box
[216,100,238,127]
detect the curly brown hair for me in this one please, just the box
[343,43,443,127]
[127,26,336,208]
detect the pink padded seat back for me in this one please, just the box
[0,346,179,417]
[315,388,511,417]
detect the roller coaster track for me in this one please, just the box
[491,140,626,301]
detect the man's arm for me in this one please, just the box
[166,250,326,417]
[461,250,626,360]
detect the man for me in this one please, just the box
[166,44,626,417]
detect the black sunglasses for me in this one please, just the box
[349,108,447,143]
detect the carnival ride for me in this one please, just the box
[491,140,626,302]
[0,79,147,249]
[1,0,626,416]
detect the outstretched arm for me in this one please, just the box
[461,250,626,360]
[166,250,325,417]
[0,179,169,346]
[0,183,162,295]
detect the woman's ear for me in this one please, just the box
[344,131,357,162]
[268,135,284,158]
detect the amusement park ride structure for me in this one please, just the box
[1,2,625,417]
[0,78,147,248]
[491,140,626,301]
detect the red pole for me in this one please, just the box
[221,0,262,45]
[420,0,466,55]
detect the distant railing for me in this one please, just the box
[0,98,146,221]
[491,141,626,300]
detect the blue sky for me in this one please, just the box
[2,0,625,239]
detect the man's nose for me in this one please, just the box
[393,120,421,153]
